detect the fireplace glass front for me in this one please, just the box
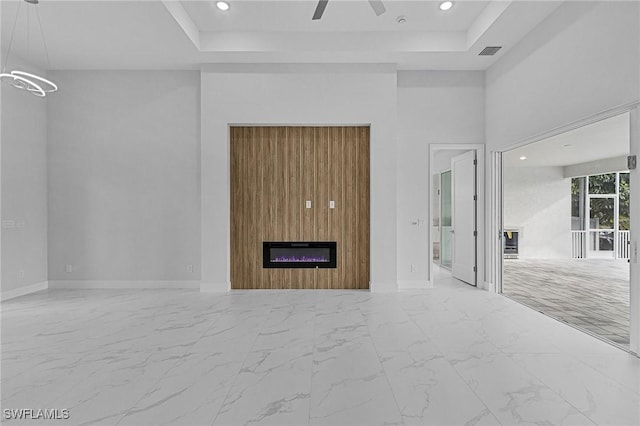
[263,241,337,268]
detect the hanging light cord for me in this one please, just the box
[2,1,23,73]
[35,5,52,70]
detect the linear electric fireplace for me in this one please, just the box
[263,241,337,268]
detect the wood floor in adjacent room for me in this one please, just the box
[2,280,639,425]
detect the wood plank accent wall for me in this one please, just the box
[230,126,370,289]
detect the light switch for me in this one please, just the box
[306,200,312,209]
[330,201,335,209]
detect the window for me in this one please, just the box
[571,171,630,259]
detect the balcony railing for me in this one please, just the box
[571,230,630,259]
[571,231,587,259]
[618,230,630,259]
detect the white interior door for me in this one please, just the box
[451,150,477,285]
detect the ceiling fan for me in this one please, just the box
[312,0,386,20]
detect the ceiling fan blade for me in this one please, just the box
[312,0,329,20]
[368,0,386,16]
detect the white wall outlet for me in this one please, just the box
[187,264,194,273]
[306,200,312,209]
[410,264,417,272]
[65,264,73,273]
[18,270,25,279]
[329,200,335,209]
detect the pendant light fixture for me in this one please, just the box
[0,0,57,97]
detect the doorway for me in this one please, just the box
[499,112,632,348]
[429,144,485,288]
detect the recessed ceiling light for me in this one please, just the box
[563,143,572,147]
[216,1,230,11]
[439,1,453,11]
[396,16,407,24]
[519,156,527,160]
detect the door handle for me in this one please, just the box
[450,229,454,234]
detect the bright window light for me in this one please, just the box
[439,1,453,11]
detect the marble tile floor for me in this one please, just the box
[503,259,630,346]
[1,280,639,426]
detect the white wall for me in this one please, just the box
[503,166,571,259]
[486,1,640,150]
[47,71,201,283]
[1,67,48,295]
[201,64,397,291]
[564,156,628,179]
[397,71,484,286]
[433,149,469,174]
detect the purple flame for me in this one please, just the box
[272,255,329,263]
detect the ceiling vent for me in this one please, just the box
[479,46,502,56]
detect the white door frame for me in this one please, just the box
[489,101,640,355]
[428,144,485,288]
[630,106,640,355]
[490,151,503,294]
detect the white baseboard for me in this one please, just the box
[48,280,200,289]
[369,282,398,293]
[482,281,497,292]
[1,281,48,301]
[397,280,433,290]
[200,282,230,292]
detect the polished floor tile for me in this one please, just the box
[1,280,638,425]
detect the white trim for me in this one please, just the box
[630,107,640,356]
[1,281,48,301]
[489,151,504,294]
[49,281,200,289]
[161,1,200,49]
[227,123,372,128]
[481,281,496,292]
[200,282,230,292]
[369,282,398,293]
[397,280,432,290]
[201,63,397,74]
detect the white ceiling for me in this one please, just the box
[1,0,565,70]
[503,113,631,168]
[182,0,491,32]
